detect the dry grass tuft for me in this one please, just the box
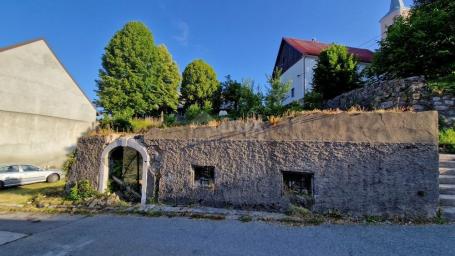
[207,119,222,127]
[131,117,163,132]
[268,116,282,126]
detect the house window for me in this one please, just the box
[282,171,313,196]
[193,165,215,188]
[291,88,295,98]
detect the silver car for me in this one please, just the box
[0,164,64,188]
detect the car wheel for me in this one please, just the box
[46,174,60,183]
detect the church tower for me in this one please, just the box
[380,0,410,39]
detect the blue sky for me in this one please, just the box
[0,0,414,100]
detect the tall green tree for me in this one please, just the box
[152,45,181,114]
[370,0,455,80]
[265,69,291,116]
[96,21,181,118]
[312,44,361,100]
[220,76,263,117]
[181,59,219,111]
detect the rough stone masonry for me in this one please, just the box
[68,111,439,218]
[326,76,455,126]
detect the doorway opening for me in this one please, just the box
[108,147,143,202]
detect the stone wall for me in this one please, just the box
[146,140,438,217]
[69,111,440,218]
[65,136,108,191]
[326,77,455,126]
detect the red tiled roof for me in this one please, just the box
[283,37,374,63]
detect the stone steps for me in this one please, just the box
[440,175,455,185]
[439,161,455,168]
[440,195,455,207]
[440,184,455,195]
[439,154,455,161]
[442,207,455,221]
[439,156,455,221]
[439,168,455,176]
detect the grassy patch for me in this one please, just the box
[131,117,163,133]
[0,180,66,205]
[238,215,253,222]
[285,205,311,218]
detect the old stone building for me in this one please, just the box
[0,39,96,167]
[68,111,439,218]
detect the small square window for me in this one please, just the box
[282,171,313,196]
[193,165,215,189]
[291,88,295,98]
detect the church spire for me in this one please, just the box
[380,0,410,39]
[390,0,406,12]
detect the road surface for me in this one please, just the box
[0,212,454,256]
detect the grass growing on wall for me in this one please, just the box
[130,117,163,132]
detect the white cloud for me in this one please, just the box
[173,21,190,46]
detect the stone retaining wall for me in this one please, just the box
[68,111,439,218]
[326,77,455,126]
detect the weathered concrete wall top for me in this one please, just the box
[146,111,438,145]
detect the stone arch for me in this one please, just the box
[99,137,150,205]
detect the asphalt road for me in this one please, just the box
[0,213,454,256]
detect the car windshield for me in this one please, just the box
[0,165,19,173]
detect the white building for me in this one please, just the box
[380,0,410,39]
[274,38,374,105]
[0,39,96,168]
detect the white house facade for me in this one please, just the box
[274,38,374,105]
[0,39,96,168]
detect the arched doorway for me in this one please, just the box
[99,138,149,205]
[108,147,142,202]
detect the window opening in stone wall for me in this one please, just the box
[282,171,314,208]
[193,165,215,189]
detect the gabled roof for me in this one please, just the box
[283,37,374,63]
[0,38,96,111]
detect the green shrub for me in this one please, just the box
[440,128,455,153]
[62,151,76,174]
[67,180,97,201]
[303,91,323,110]
[67,185,81,201]
[164,114,177,126]
[428,72,455,95]
[191,112,214,125]
[286,204,310,218]
[185,104,202,120]
[284,101,304,112]
[184,104,214,124]
[100,112,133,132]
[238,215,253,222]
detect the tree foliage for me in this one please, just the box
[220,76,263,118]
[312,44,362,100]
[153,45,181,113]
[181,59,220,112]
[96,21,181,118]
[370,0,455,79]
[265,69,291,116]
